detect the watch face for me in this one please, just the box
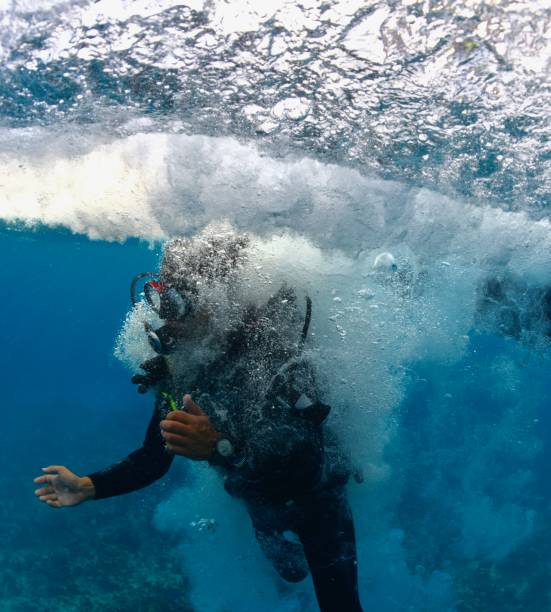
[216,438,234,458]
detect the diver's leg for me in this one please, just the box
[254,527,309,583]
[298,486,363,612]
[245,498,310,583]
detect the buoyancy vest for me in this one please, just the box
[136,286,349,499]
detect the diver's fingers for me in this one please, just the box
[161,431,194,447]
[164,440,193,456]
[164,410,196,425]
[41,465,66,474]
[160,419,193,435]
[163,410,198,426]
[35,474,60,488]
[34,486,54,496]
[45,499,62,508]
[183,394,204,416]
[39,494,58,502]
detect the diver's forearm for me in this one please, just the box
[86,401,174,500]
[86,441,174,500]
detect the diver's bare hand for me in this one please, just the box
[33,466,95,508]
[160,395,219,460]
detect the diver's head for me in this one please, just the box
[131,224,249,355]
[159,226,249,294]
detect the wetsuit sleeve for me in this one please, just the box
[86,403,174,500]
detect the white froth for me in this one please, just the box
[2,129,551,281]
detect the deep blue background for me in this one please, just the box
[0,224,165,516]
[0,225,195,610]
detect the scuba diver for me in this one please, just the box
[34,227,364,612]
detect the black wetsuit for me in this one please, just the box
[87,289,363,612]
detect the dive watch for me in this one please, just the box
[210,434,245,468]
[216,437,234,458]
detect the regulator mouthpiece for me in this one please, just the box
[144,322,176,355]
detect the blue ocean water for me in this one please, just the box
[1,1,551,611]
[0,228,194,609]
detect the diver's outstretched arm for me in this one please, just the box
[84,401,175,500]
[34,401,174,506]
[34,466,95,508]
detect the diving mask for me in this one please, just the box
[131,272,193,320]
[130,272,194,355]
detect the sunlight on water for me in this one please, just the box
[1,0,550,212]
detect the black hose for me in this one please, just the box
[300,296,312,347]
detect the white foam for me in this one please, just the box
[2,128,551,278]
